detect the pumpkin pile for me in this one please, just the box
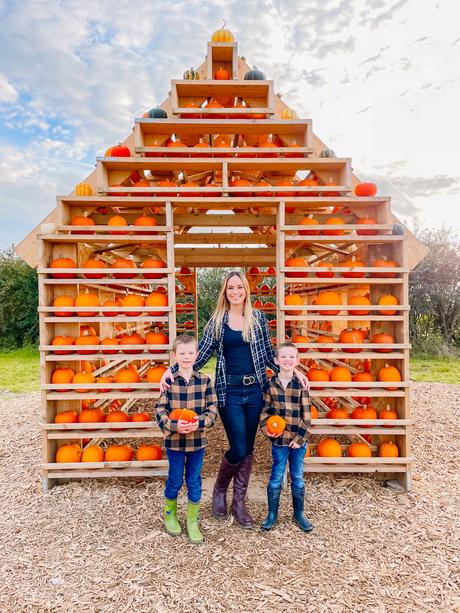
[55,443,163,463]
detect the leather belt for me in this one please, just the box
[226,374,257,386]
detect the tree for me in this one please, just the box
[0,248,39,348]
[409,228,460,350]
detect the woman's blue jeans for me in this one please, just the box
[268,444,307,490]
[164,447,205,503]
[219,383,263,464]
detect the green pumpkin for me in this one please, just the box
[183,67,200,80]
[146,107,168,119]
[244,67,266,80]
[392,223,405,235]
[319,148,336,158]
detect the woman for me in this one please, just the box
[161,270,308,528]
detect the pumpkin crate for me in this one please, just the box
[29,28,419,491]
[38,203,176,490]
[275,200,411,489]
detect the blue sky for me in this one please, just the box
[1,0,459,251]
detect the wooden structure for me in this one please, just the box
[22,31,422,491]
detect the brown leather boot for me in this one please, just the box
[212,454,241,519]
[231,454,254,528]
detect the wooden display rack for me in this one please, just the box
[28,31,418,491]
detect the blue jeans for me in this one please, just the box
[268,444,307,490]
[164,447,205,503]
[219,383,263,464]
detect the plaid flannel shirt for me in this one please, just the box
[260,374,310,447]
[171,310,278,409]
[155,370,218,451]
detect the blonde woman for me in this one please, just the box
[161,271,308,528]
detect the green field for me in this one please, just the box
[0,350,457,394]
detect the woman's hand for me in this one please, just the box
[294,368,310,391]
[160,368,174,392]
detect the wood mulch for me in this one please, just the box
[0,382,458,612]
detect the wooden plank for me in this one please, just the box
[173,233,276,244]
[44,421,159,430]
[44,460,168,469]
[43,468,169,478]
[304,457,410,464]
[137,118,311,136]
[303,465,407,473]
[47,429,162,440]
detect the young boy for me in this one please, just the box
[155,334,217,544]
[259,342,313,532]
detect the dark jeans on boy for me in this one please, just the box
[164,447,205,503]
[219,383,263,464]
[268,444,307,489]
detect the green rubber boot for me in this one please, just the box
[186,501,203,544]
[163,498,182,536]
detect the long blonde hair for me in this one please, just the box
[209,271,259,342]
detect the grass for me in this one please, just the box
[409,356,460,384]
[0,347,41,393]
[0,350,458,394]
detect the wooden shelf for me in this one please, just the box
[135,118,311,137]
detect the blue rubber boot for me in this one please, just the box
[261,486,282,531]
[291,487,314,533]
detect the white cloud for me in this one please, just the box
[0,73,18,102]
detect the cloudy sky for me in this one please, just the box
[0,0,459,251]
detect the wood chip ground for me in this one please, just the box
[0,382,459,612]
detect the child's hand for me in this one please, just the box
[264,426,282,438]
[289,440,301,449]
[176,419,193,434]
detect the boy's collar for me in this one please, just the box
[275,372,299,385]
[174,369,200,380]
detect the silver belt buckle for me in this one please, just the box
[243,375,255,386]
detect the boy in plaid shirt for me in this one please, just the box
[156,334,217,544]
[259,342,313,532]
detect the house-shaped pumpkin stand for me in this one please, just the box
[17,29,426,492]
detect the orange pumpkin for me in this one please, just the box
[136,444,163,461]
[142,258,166,279]
[145,291,168,316]
[310,405,318,419]
[145,365,168,385]
[316,334,334,352]
[253,180,273,197]
[378,364,402,390]
[379,441,399,457]
[102,298,122,317]
[315,261,334,278]
[356,216,378,236]
[72,372,95,393]
[100,337,119,354]
[355,182,377,197]
[266,415,287,435]
[81,445,104,462]
[70,215,95,235]
[316,291,342,316]
[104,444,134,462]
[329,366,352,384]
[54,410,78,424]
[121,294,145,317]
[285,294,304,315]
[96,375,113,393]
[115,367,141,392]
[108,215,129,235]
[56,443,82,463]
[298,177,320,197]
[351,405,378,427]
[339,328,364,353]
[230,178,252,197]
[145,331,169,353]
[75,333,100,355]
[341,257,366,278]
[132,412,152,422]
[78,407,105,423]
[371,257,398,278]
[298,216,320,236]
[371,333,395,353]
[51,368,75,392]
[75,292,99,317]
[106,411,131,430]
[292,334,309,353]
[53,295,75,317]
[317,438,342,457]
[348,295,371,316]
[49,257,77,279]
[378,294,398,316]
[111,258,137,279]
[257,141,279,158]
[352,371,375,388]
[166,139,188,158]
[120,332,146,354]
[82,258,106,279]
[51,335,75,355]
[169,408,198,422]
[154,179,178,197]
[276,179,295,197]
[323,216,345,236]
[285,256,307,278]
[378,405,399,427]
[326,407,348,425]
[134,214,157,234]
[180,103,202,120]
[348,442,372,457]
[307,367,330,389]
